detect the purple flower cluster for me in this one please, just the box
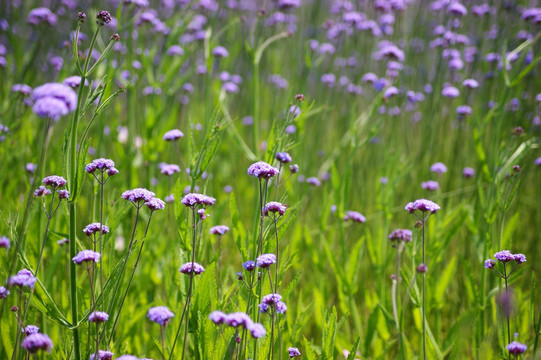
[506,341,527,355]
[275,152,292,163]
[404,199,440,214]
[31,83,77,121]
[83,223,110,236]
[27,8,57,26]
[179,262,205,275]
[288,347,301,358]
[485,250,527,266]
[147,306,175,326]
[208,311,266,338]
[23,325,40,335]
[42,175,67,188]
[145,197,166,211]
[421,180,439,191]
[122,188,156,204]
[306,177,321,186]
[344,211,366,223]
[243,261,256,271]
[209,225,230,235]
[8,269,36,289]
[247,161,280,179]
[0,286,10,298]
[256,253,276,268]
[163,129,184,141]
[72,250,101,265]
[85,158,118,176]
[0,235,10,249]
[21,333,53,353]
[430,162,447,174]
[89,350,114,360]
[160,163,181,175]
[34,186,52,197]
[89,311,109,323]
[181,193,216,207]
[259,293,287,314]
[264,202,287,216]
[388,229,412,243]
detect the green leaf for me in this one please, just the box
[230,193,248,260]
[347,337,361,360]
[434,256,457,307]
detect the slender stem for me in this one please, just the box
[275,163,282,200]
[217,235,222,300]
[392,245,401,330]
[268,312,275,360]
[69,203,81,360]
[273,215,279,295]
[421,216,426,360]
[504,264,511,351]
[99,172,105,304]
[161,326,166,359]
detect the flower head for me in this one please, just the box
[0,286,10,299]
[289,164,299,173]
[225,312,252,328]
[288,347,301,358]
[145,197,165,211]
[247,161,280,179]
[0,236,10,249]
[243,261,256,271]
[181,193,216,207]
[249,322,266,338]
[179,262,205,275]
[23,325,40,335]
[264,202,287,216]
[306,177,321,186]
[160,163,181,176]
[209,225,230,235]
[31,83,77,120]
[83,223,110,236]
[89,311,109,323]
[276,152,292,164]
[8,269,36,289]
[430,162,447,174]
[96,11,112,25]
[506,341,527,355]
[494,250,515,263]
[89,350,114,360]
[21,333,53,353]
[85,158,116,174]
[344,211,366,223]
[256,254,276,268]
[72,250,101,265]
[163,129,184,141]
[42,175,67,188]
[421,181,439,191]
[57,190,70,199]
[404,199,440,214]
[34,186,51,197]
[388,229,412,242]
[121,188,156,203]
[209,311,227,325]
[27,8,57,26]
[147,306,174,326]
[463,167,475,178]
[116,356,139,360]
[484,259,496,269]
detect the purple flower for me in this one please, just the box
[256,254,276,268]
[289,164,299,173]
[83,223,110,236]
[212,46,229,58]
[321,73,336,87]
[159,163,180,175]
[513,253,527,264]
[405,199,441,214]
[306,177,321,186]
[494,250,514,263]
[27,8,57,26]
[89,311,109,323]
[264,202,287,216]
[72,250,101,265]
[57,190,70,199]
[167,45,184,56]
[243,261,256,271]
[181,193,216,207]
[122,188,156,203]
[456,105,472,117]
[484,259,496,269]
[383,86,399,99]
[416,263,428,273]
[463,79,479,89]
[145,197,165,211]
[8,269,36,289]
[344,211,366,224]
[116,356,139,360]
[0,236,10,249]
[147,306,174,326]
[12,84,32,96]
[90,350,114,360]
[209,311,227,324]
[180,262,205,275]
[163,129,184,141]
[276,152,292,164]
[42,175,67,188]
[389,229,412,242]
[441,86,459,98]
[247,161,279,179]
[63,76,88,88]
[0,286,10,298]
[85,158,116,174]
[506,341,527,355]
[222,82,239,94]
[32,83,77,119]
[249,323,266,338]
[422,181,439,191]
[262,293,282,305]
[21,333,53,353]
[430,162,447,174]
[23,325,40,335]
[535,158,541,167]
[463,167,475,178]
[447,2,467,16]
[378,44,405,62]
[225,312,252,328]
[288,347,301,358]
[277,0,300,10]
[209,225,230,235]
[96,11,112,25]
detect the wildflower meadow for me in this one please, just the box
[1,1,541,359]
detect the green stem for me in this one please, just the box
[69,203,81,360]
[422,216,426,360]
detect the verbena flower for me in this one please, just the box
[506,341,527,355]
[256,254,276,268]
[31,83,77,120]
[264,202,287,216]
[147,306,174,326]
[96,11,112,25]
[484,259,496,269]
[249,323,266,338]
[209,311,266,338]
[209,311,227,324]
[83,223,110,236]
[344,211,366,223]
[212,46,229,58]
[416,263,428,273]
[116,356,139,360]
[306,177,321,186]
[23,325,40,335]
[8,269,36,289]
[289,164,299,173]
[90,350,114,360]
[89,311,109,323]
[145,197,165,211]
[259,294,287,314]
[12,84,32,96]
[163,129,184,141]
[209,225,230,235]
[57,190,70,199]
[160,163,181,175]
[85,158,116,174]
[463,167,475,178]
[122,188,156,203]
[0,235,10,249]
[404,199,440,214]
[0,286,10,298]
[21,333,53,353]
[275,152,292,164]
[72,250,101,265]
[247,161,279,179]
[421,181,439,191]
[288,347,301,358]
[388,229,412,243]
[430,162,447,174]
[181,193,216,207]
[243,261,256,271]
[42,175,67,188]
[179,262,205,275]
[27,8,57,26]
[225,312,252,328]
